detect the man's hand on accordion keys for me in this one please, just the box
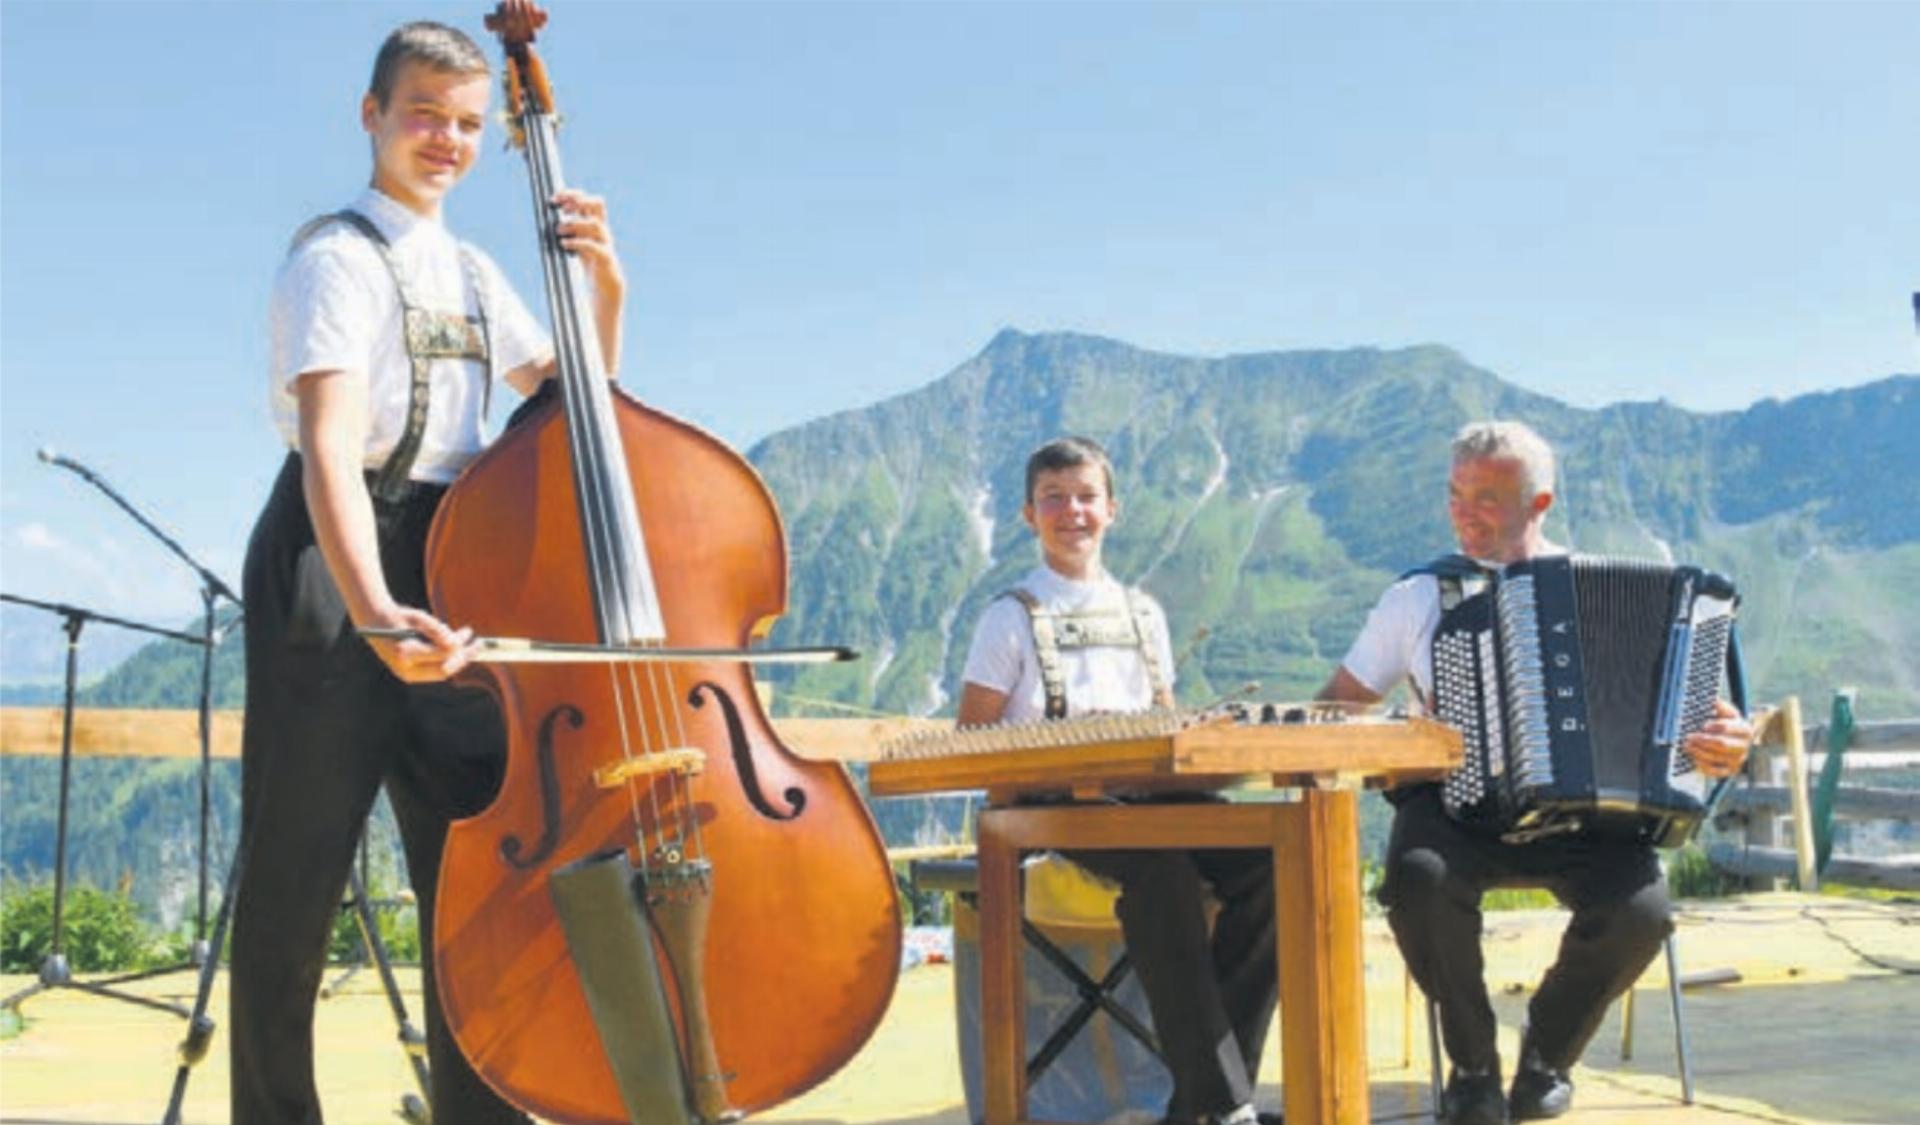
[1685,698,1755,779]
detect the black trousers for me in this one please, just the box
[230,456,527,1125]
[1068,844,1278,1122]
[1378,786,1672,1076]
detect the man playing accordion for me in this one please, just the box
[1318,420,1753,1125]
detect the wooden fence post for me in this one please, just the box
[1780,696,1818,892]
[1749,707,1787,891]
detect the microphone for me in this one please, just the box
[37,446,96,484]
[1194,680,1262,717]
[36,446,241,606]
[1172,625,1211,671]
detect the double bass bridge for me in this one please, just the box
[594,748,707,789]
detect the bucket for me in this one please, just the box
[950,855,1172,1123]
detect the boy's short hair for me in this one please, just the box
[1451,420,1557,501]
[368,21,490,109]
[1024,436,1115,502]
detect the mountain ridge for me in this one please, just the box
[6,329,1914,924]
[15,329,1913,715]
[751,329,1918,719]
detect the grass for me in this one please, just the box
[1816,883,1920,906]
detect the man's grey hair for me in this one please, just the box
[1451,420,1556,500]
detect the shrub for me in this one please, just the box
[893,869,951,927]
[1,881,152,972]
[1482,887,1558,911]
[1667,842,1742,900]
[328,882,422,965]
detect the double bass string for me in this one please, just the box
[537,85,718,867]
[508,62,693,866]
[625,661,711,866]
[523,116,625,632]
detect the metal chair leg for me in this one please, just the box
[1402,964,1416,1070]
[1619,929,1694,1104]
[1664,931,1695,1105]
[1426,928,1696,1118]
[1426,998,1445,1120]
[1620,975,1637,1059]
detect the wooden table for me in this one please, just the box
[869,713,1461,1125]
[977,790,1367,1125]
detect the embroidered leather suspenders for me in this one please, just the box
[287,210,493,502]
[1003,587,1170,719]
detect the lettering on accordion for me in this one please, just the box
[1428,554,1740,847]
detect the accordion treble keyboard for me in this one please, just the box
[866,708,1462,800]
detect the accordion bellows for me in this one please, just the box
[1432,555,1739,847]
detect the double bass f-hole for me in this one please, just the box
[506,684,803,878]
[689,681,806,822]
[499,702,583,870]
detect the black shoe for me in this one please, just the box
[1155,1109,1279,1125]
[1508,1061,1573,1121]
[1441,1069,1508,1125]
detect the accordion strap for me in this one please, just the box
[1403,552,1493,611]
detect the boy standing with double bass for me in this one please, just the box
[233,20,625,1122]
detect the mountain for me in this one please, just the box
[7,332,1915,922]
[752,330,1920,720]
[22,331,1918,721]
[0,603,159,701]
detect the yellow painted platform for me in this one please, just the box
[2,894,1915,1124]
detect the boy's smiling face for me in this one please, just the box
[1023,462,1117,580]
[362,59,490,216]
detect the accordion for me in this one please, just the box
[1428,554,1741,847]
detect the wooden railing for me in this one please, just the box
[1710,694,1920,892]
[0,708,969,882]
[0,707,940,763]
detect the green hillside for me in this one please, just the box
[7,331,1914,922]
[753,330,1920,719]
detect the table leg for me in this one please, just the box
[979,811,1027,1125]
[1272,789,1369,1124]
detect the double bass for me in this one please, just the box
[424,5,901,1121]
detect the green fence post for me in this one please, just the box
[1811,688,1856,876]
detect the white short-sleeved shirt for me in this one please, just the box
[1338,548,1567,707]
[1338,574,1445,706]
[269,188,552,483]
[961,565,1176,724]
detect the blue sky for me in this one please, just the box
[2,1,1916,658]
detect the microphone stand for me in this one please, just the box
[0,593,199,1019]
[33,451,432,1123]
[38,449,240,962]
